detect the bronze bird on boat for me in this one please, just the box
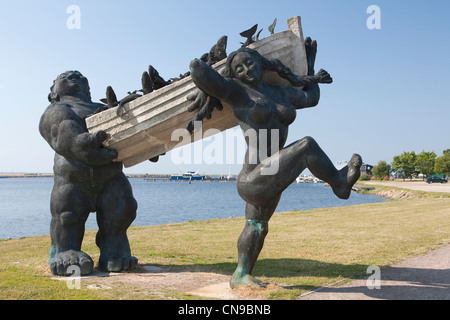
[240,24,258,47]
[148,65,169,90]
[100,86,142,117]
[268,18,277,34]
[200,35,228,65]
[102,86,119,109]
[141,71,153,95]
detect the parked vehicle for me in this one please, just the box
[426,176,448,183]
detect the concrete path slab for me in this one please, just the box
[298,244,450,300]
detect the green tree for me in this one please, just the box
[392,151,417,180]
[372,160,391,180]
[416,150,436,179]
[435,149,450,177]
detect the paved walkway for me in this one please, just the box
[299,182,450,300]
[298,243,450,300]
[364,180,450,193]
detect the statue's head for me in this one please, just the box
[48,70,92,103]
[223,48,266,87]
[224,47,301,88]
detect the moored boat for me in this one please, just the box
[170,171,205,181]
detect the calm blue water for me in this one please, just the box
[0,177,387,239]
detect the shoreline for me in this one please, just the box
[0,173,53,178]
[0,173,237,181]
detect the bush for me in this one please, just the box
[359,173,370,181]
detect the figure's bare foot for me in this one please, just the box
[332,154,362,200]
[99,256,138,272]
[49,250,94,276]
[97,233,138,272]
[230,272,266,289]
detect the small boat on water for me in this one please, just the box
[170,171,205,181]
[296,176,324,183]
[86,16,307,168]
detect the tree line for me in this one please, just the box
[370,149,450,180]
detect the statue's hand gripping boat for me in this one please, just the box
[86,16,307,168]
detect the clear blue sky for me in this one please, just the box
[0,0,449,175]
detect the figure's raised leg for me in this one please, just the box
[238,136,362,205]
[48,180,94,276]
[96,173,138,272]
[232,138,361,288]
[329,153,362,199]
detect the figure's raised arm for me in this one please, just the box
[286,68,332,109]
[39,103,118,166]
[189,59,243,105]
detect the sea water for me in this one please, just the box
[0,177,387,239]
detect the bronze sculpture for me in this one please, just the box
[39,71,139,275]
[189,37,362,288]
[39,18,362,290]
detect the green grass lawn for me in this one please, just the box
[1,190,449,300]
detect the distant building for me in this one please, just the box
[360,164,373,176]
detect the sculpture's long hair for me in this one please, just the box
[48,70,92,103]
[222,47,315,86]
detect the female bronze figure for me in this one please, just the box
[189,38,362,288]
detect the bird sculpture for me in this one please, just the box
[268,18,277,34]
[240,24,258,47]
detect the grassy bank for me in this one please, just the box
[1,189,449,300]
